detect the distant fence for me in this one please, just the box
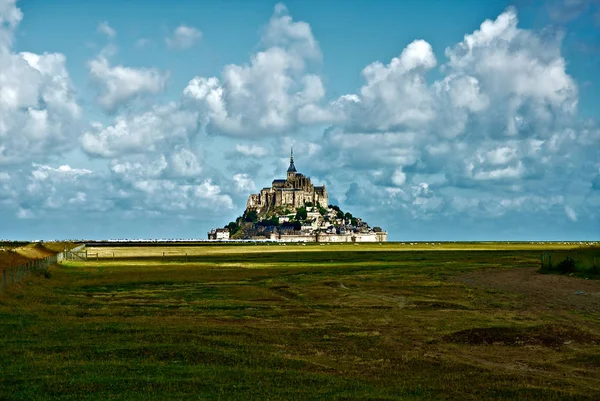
[62,244,87,262]
[1,254,57,293]
[1,244,88,293]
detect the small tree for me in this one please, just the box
[244,210,259,222]
[344,212,353,220]
[295,207,308,221]
[336,210,344,219]
[226,222,239,235]
[373,226,382,233]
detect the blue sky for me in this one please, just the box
[1,0,599,240]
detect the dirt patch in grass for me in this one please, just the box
[444,324,599,346]
[453,267,600,313]
[409,300,470,310]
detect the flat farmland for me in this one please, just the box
[1,243,599,400]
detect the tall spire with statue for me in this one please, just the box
[287,146,297,179]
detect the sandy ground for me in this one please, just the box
[454,267,600,313]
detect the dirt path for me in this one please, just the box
[454,267,600,313]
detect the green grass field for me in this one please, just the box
[1,244,599,400]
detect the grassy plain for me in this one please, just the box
[1,243,599,400]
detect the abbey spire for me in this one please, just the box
[287,146,297,179]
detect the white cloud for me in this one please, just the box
[234,144,269,157]
[301,6,598,228]
[0,0,22,51]
[391,168,406,186]
[88,54,168,112]
[135,38,150,48]
[166,25,202,49]
[338,39,437,132]
[233,173,256,192]
[97,21,116,39]
[183,4,327,137]
[0,0,81,166]
[81,102,199,158]
[565,205,578,222]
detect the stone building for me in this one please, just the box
[246,149,328,215]
[207,228,230,240]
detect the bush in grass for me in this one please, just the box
[34,267,51,279]
[556,257,576,274]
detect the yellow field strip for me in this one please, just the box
[85,242,584,258]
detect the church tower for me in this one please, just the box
[287,147,297,180]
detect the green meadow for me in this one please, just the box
[1,243,599,400]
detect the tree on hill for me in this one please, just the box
[244,210,258,222]
[226,221,240,236]
[336,210,344,219]
[344,212,353,220]
[295,207,307,221]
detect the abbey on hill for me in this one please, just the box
[246,149,328,214]
[209,149,387,242]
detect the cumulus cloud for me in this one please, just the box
[88,53,168,112]
[0,1,81,166]
[0,0,21,51]
[233,144,270,158]
[233,173,256,192]
[97,21,116,39]
[108,153,232,214]
[81,102,199,158]
[183,4,329,137]
[166,25,202,49]
[299,6,598,228]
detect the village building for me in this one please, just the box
[207,228,230,240]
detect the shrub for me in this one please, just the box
[295,207,307,221]
[556,257,576,274]
[244,210,259,222]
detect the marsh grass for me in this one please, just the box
[0,245,599,400]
